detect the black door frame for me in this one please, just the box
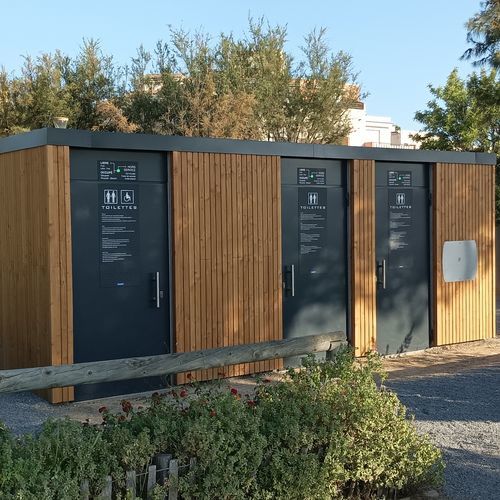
[373,161,433,352]
[281,157,349,348]
[70,148,171,399]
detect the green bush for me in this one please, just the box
[0,349,444,499]
[0,421,14,494]
[254,350,444,498]
[0,419,115,499]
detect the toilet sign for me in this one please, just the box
[104,189,118,204]
[100,184,139,287]
[298,187,327,274]
[388,189,413,265]
[307,192,319,205]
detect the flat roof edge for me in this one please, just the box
[0,128,496,165]
[0,128,48,153]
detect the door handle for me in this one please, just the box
[152,271,161,308]
[376,260,386,289]
[284,264,295,297]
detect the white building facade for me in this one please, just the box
[347,105,419,149]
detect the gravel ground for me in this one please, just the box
[1,340,499,499]
[0,391,70,435]
[385,344,500,500]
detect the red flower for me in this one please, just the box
[180,389,188,398]
[247,400,256,407]
[210,410,217,417]
[121,400,133,414]
[230,388,238,396]
[98,406,108,414]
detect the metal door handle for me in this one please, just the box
[152,271,160,308]
[284,264,295,297]
[156,272,161,308]
[377,260,386,289]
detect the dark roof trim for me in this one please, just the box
[0,128,496,165]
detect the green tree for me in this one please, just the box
[60,39,125,130]
[462,0,500,68]
[1,21,360,143]
[414,68,500,218]
[0,39,135,134]
[0,68,21,136]
[119,43,174,134]
[414,69,499,152]
[245,22,359,143]
[0,53,69,135]
[123,20,361,143]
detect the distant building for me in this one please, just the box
[347,104,419,149]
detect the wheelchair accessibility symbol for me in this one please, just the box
[121,190,135,204]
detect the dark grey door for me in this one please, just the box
[375,162,430,354]
[70,149,169,400]
[282,158,347,365]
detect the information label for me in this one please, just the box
[99,185,140,287]
[298,187,327,274]
[98,160,138,181]
[388,189,413,268]
[298,168,326,186]
[388,171,412,187]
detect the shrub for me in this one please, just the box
[254,350,444,498]
[109,387,266,499]
[0,349,444,499]
[0,421,14,495]
[0,419,116,499]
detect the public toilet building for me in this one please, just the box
[0,129,496,402]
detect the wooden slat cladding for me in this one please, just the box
[171,152,283,383]
[350,159,376,355]
[433,163,495,345]
[46,146,74,402]
[0,146,73,403]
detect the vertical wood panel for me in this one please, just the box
[173,152,282,383]
[242,155,250,375]
[433,163,495,345]
[0,146,73,403]
[350,159,376,355]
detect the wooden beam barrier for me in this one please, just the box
[0,332,346,394]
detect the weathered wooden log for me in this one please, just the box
[0,332,346,393]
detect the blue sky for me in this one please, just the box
[1,1,478,130]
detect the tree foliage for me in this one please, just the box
[414,68,499,153]
[462,0,500,68]
[0,40,135,136]
[0,20,361,144]
[414,68,500,219]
